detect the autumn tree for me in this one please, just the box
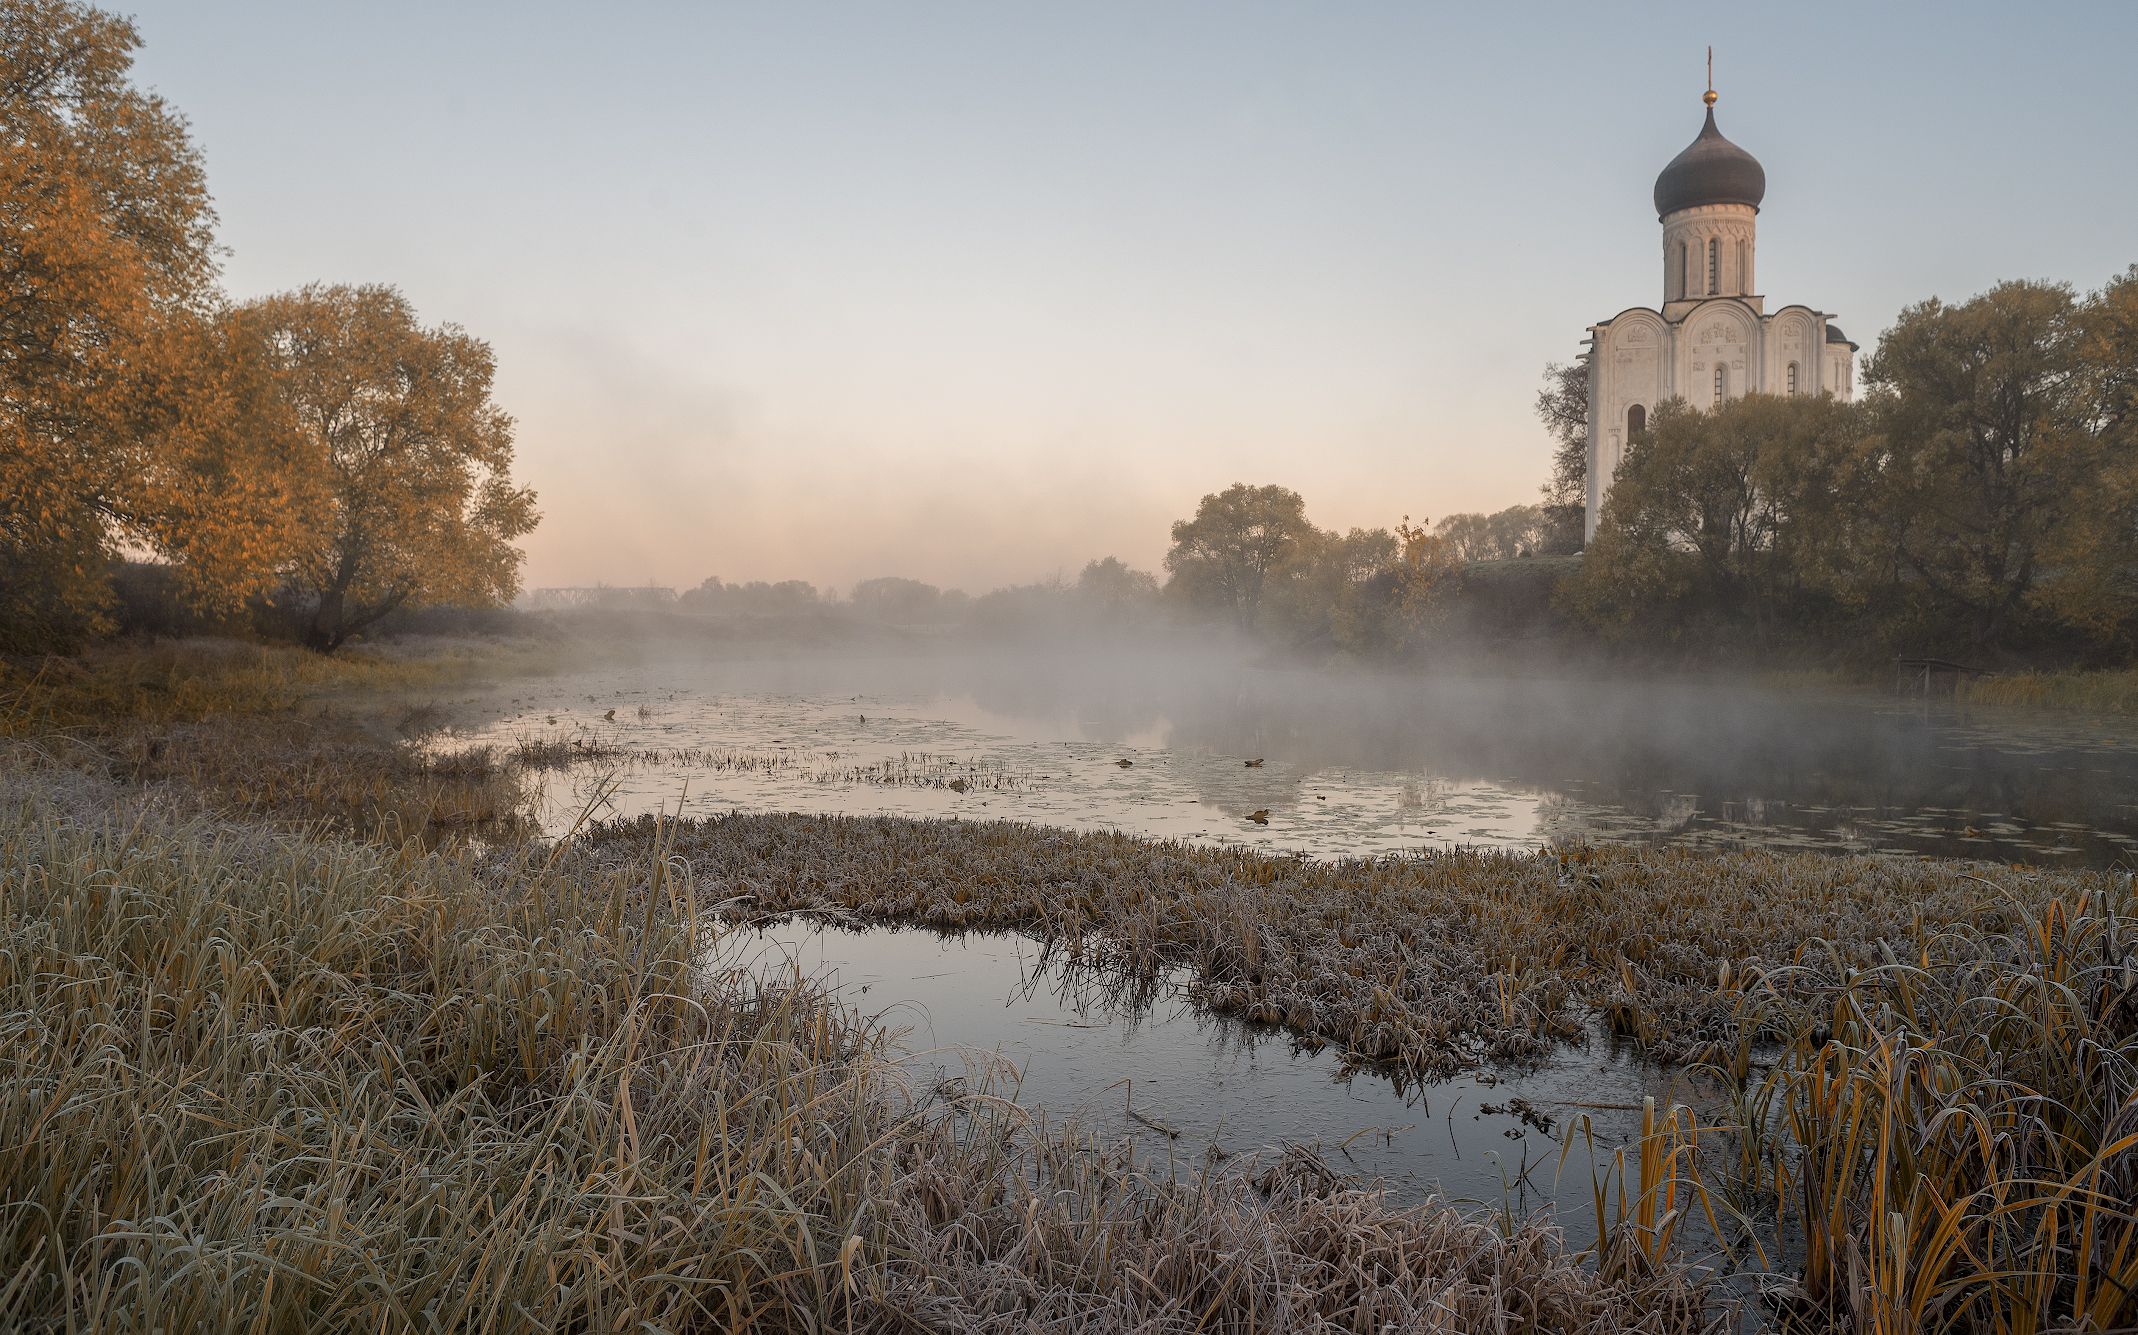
[1163,483,1319,631]
[0,0,224,647]
[121,306,328,611]
[253,284,537,652]
[1388,515,1461,632]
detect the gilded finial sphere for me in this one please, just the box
[1702,88,1718,106]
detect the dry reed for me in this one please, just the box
[1722,889,2138,1333]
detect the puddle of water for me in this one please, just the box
[432,654,2138,868]
[715,916,1713,1253]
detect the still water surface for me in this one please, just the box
[438,652,2138,867]
[717,915,1703,1250]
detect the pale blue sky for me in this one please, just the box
[125,2,2138,591]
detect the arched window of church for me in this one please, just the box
[1786,362,1799,395]
[1677,242,1688,299]
[1627,404,1646,438]
[1713,364,1727,404]
[1737,240,1749,291]
[1707,238,1719,294]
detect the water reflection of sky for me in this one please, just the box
[716,917,1712,1255]
[431,654,2138,868]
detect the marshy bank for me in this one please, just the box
[575,813,2111,1078]
[0,765,1722,1332]
[5,638,2136,1330]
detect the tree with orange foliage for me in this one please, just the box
[251,285,539,652]
[0,0,318,648]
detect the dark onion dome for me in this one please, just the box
[1653,105,1766,218]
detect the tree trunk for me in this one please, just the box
[304,585,346,653]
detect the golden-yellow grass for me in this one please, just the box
[1957,669,2138,716]
[0,637,499,729]
[0,639,546,843]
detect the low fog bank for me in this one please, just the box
[414,623,2138,868]
[479,550,1590,676]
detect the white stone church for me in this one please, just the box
[1581,86,1857,542]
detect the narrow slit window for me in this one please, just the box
[1707,238,1719,294]
[1787,362,1799,396]
[1713,364,1727,404]
[1677,242,1688,298]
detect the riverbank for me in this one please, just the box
[0,694,1715,1331]
[4,637,2133,1330]
[1956,666,2138,716]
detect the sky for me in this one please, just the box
[124,2,2138,595]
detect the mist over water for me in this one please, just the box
[438,643,2138,868]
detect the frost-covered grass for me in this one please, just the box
[0,773,1721,1333]
[582,812,2109,1079]
[6,639,2132,1330]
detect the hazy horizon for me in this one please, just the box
[126,2,2138,594]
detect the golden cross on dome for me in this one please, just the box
[1704,47,1718,106]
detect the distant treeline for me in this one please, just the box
[645,496,1502,658]
[1,2,536,655]
[664,272,2138,669]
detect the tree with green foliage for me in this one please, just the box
[2055,266,2138,638]
[1533,360,1590,554]
[1434,504,1552,563]
[1262,525,1398,651]
[1163,483,1319,632]
[1861,279,2117,648]
[1075,557,1160,616]
[848,576,947,625]
[1567,393,1868,642]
